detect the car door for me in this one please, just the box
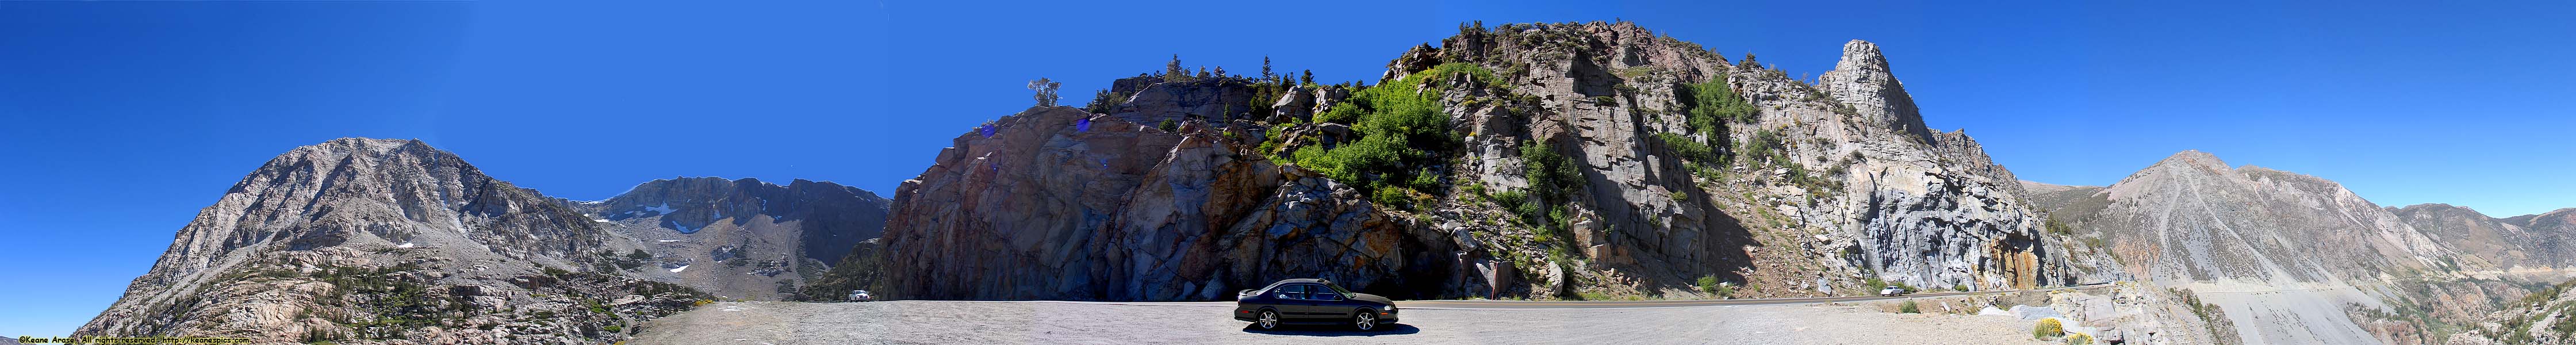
[1302,283,1349,320]
[1271,284,1316,320]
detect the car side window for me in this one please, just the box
[1275,284,1306,300]
[1308,284,1340,301]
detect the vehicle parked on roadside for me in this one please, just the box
[1233,278,1398,331]
[848,290,874,302]
[1879,286,1908,297]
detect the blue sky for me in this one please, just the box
[2,0,2570,337]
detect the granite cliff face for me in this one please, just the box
[877,21,2091,303]
[564,177,892,300]
[74,139,899,344]
[880,106,1452,301]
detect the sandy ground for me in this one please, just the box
[629,300,2054,344]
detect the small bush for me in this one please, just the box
[1680,76,1757,137]
[1370,187,1412,209]
[1899,300,1920,313]
[2034,319,2065,339]
[2068,333,2094,345]
[1520,142,1583,205]
[1158,120,1179,132]
[1656,132,1713,163]
[2045,217,2075,236]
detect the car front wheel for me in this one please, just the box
[1353,310,1377,331]
[1256,310,1280,330]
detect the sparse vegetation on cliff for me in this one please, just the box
[1292,63,1492,209]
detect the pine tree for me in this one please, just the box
[1028,78,1061,107]
[1164,54,1189,83]
[1197,67,1210,78]
[1261,56,1274,80]
[1300,70,1314,85]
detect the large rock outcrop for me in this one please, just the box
[1427,22,2080,292]
[881,106,1465,301]
[1818,40,1935,142]
[879,21,2087,302]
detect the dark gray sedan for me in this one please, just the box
[1232,278,1399,331]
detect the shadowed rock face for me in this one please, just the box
[881,106,1459,301]
[79,138,707,344]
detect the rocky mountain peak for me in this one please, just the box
[1820,40,1934,141]
[2150,150,2230,171]
[1833,40,1891,71]
[80,137,710,343]
[2395,202,2475,214]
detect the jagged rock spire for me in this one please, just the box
[1820,40,1935,142]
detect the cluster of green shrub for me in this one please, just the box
[2033,318,2065,339]
[2045,216,2076,236]
[1679,76,1757,143]
[1289,63,1495,209]
[300,263,454,340]
[1650,75,1762,183]
[1491,139,1586,250]
[1695,275,1736,298]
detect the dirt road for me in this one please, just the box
[630,297,2057,344]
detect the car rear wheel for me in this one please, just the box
[1353,310,1377,331]
[1256,310,1280,330]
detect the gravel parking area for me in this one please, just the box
[629,300,2052,344]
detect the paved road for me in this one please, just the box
[633,294,2077,345]
[1061,283,2109,310]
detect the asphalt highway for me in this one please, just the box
[1059,283,2110,310]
